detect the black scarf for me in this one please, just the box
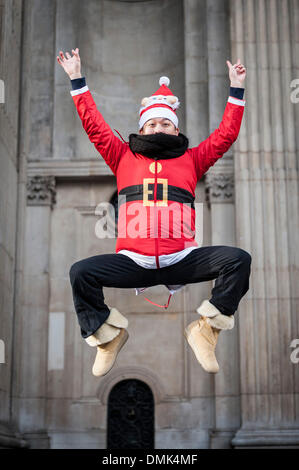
[129,132,189,159]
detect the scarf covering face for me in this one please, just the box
[129,132,189,159]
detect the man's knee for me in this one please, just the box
[237,248,252,267]
[69,261,86,285]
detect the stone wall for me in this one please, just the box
[0,0,298,449]
[0,0,28,448]
[230,0,299,447]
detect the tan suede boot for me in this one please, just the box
[184,317,221,373]
[184,299,235,373]
[85,307,128,347]
[92,328,129,377]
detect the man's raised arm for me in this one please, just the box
[57,48,127,176]
[191,59,246,178]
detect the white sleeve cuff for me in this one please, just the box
[70,85,89,96]
[228,96,246,106]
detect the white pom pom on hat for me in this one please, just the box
[159,76,170,87]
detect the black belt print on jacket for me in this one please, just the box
[118,184,195,209]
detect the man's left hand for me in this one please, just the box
[226,59,246,88]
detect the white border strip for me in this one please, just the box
[139,107,178,129]
[70,85,89,96]
[228,96,246,106]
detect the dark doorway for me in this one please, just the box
[107,379,154,449]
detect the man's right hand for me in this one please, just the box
[57,48,82,79]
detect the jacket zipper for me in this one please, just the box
[154,157,160,269]
[142,157,174,309]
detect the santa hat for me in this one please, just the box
[139,76,180,130]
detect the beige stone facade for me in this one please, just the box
[0,0,298,448]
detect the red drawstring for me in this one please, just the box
[142,293,173,309]
[114,129,128,144]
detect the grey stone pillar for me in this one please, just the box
[205,0,241,449]
[0,0,29,449]
[230,0,299,447]
[184,0,209,146]
[28,0,56,161]
[10,0,56,448]
[13,176,56,448]
[183,0,214,449]
[10,176,55,448]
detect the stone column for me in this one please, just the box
[0,0,28,448]
[204,0,241,449]
[183,0,215,449]
[230,0,299,447]
[184,0,209,147]
[27,0,56,161]
[12,176,56,448]
[8,0,56,448]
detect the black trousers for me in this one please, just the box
[69,245,252,339]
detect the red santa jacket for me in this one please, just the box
[71,81,245,269]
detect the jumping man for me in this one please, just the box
[57,48,251,376]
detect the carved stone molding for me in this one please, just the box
[204,171,234,207]
[95,366,169,406]
[26,175,56,209]
[27,159,114,177]
[232,429,299,448]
